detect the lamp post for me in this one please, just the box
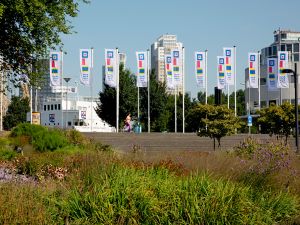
[282,63,298,152]
[64,77,71,128]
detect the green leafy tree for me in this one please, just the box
[196,104,241,149]
[258,102,295,145]
[140,70,170,132]
[3,96,30,130]
[96,65,137,128]
[0,0,88,81]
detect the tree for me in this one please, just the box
[0,0,88,81]
[257,102,295,145]
[195,104,241,149]
[140,70,170,132]
[96,65,137,128]
[3,96,30,130]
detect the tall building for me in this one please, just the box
[151,34,183,94]
[245,29,300,113]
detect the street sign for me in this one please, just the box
[247,115,252,127]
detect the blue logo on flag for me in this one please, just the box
[280,53,285,60]
[82,51,88,58]
[107,51,114,58]
[219,58,224,64]
[197,54,203,60]
[139,68,145,74]
[138,54,144,60]
[248,115,252,126]
[52,54,58,60]
[226,50,231,56]
[173,51,179,58]
[167,57,171,63]
[250,55,255,61]
[269,60,275,66]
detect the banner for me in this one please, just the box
[165,54,174,89]
[217,56,226,90]
[277,51,289,88]
[49,52,62,86]
[223,47,234,85]
[248,53,259,88]
[195,51,206,88]
[267,58,278,91]
[136,51,148,87]
[105,49,118,88]
[80,49,92,86]
[171,49,182,86]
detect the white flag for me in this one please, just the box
[136,51,148,87]
[277,51,289,88]
[105,49,118,88]
[171,49,182,86]
[217,56,226,90]
[49,52,62,86]
[80,49,92,86]
[248,53,259,88]
[267,58,278,91]
[195,51,206,88]
[165,54,174,89]
[223,47,234,85]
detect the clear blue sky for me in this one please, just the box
[60,0,300,99]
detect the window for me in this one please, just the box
[44,105,46,111]
[260,78,266,85]
[47,105,50,110]
[281,33,287,40]
[51,104,53,110]
[281,45,286,51]
[55,104,57,110]
[272,45,277,55]
[68,121,72,126]
[287,44,292,52]
[74,122,78,126]
[294,43,299,52]
[58,104,61,110]
[268,47,272,56]
[294,53,299,62]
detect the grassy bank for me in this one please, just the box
[0,124,299,224]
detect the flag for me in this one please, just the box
[248,53,259,88]
[277,51,289,88]
[267,58,278,91]
[136,51,148,87]
[80,49,92,86]
[171,49,182,86]
[217,56,225,90]
[195,51,206,88]
[223,47,234,85]
[165,54,174,89]
[105,49,118,88]
[49,52,62,86]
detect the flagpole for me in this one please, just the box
[90,47,94,132]
[175,86,177,133]
[30,85,33,124]
[227,84,229,109]
[61,51,64,129]
[116,48,119,133]
[258,51,261,110]
[137,87,139,123]
[234,45,237,117]
[205,50,208,104]
[147,49,150,133]
[182,47,185,133]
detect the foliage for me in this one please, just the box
[10,123,68,152]
[3,96,30,130]
[96,64,137,128]
[196,104,242,149]
[0,0,89,82]
[258,102,295,144]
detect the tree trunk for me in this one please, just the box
[217,138,221,148]
[213,138,216,150]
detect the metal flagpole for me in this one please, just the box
[137,87,139,122]
[227,84,230,109]
[90,48,94,132]
[258,51,261,110]
[182,47,185,133]
[147,49,150,133]
[205,50,208,104]
[0,69,2,131]
[116,48,119,133]
[61,51,64,129]
[175,86,177,133]
[30,85,33,124]
[234,46,237,117]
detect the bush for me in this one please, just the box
[10,124,68,152]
